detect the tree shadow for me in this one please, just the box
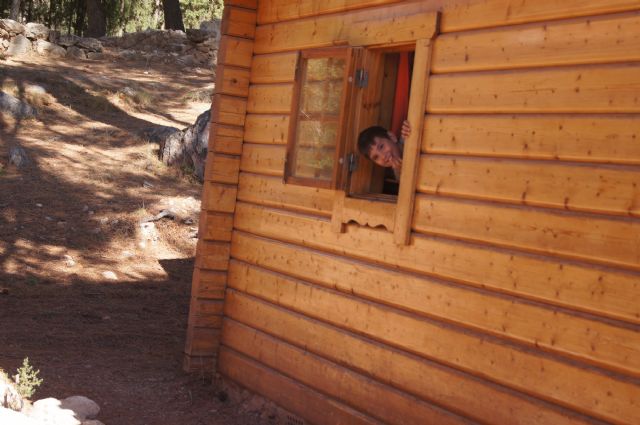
[0,258,210,425]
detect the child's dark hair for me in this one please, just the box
[357,126,389,158]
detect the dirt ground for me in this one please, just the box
[0,54,274,425]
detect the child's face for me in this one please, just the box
[368,133,402,168]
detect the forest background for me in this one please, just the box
[0,0,224,37]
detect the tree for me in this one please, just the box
[161,0,183,31]
[85,0,106,37]
[9,0,20,20]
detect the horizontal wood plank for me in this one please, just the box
[211,95,247,127]
[188,299,224,328]
[240,143,284,176]
[233,202,640,325]
[224,292,590,425]
[222,6,257,39]
[433,11,640,73]
[231,232,640,377]
[225,0,257,9]
[238,173,334,216]
[204,153,241,184]
[423,114,640,164]
[414,196,640,271]
[218,35,254,68]
[417,155,640,216]
[254,2,438,54]
[196,241,231,270]
[202,182,238,213]
[257,0,403,24]
[223,319,468,425]
[216,65,251,97]
[247,84,293,114]
[428,64,640,113]
[218,347,379,425]
[184,326,220,356]
[441,0,640,33]
[199,212,234,242]
[250,53,297,84]
[190,268,226,299]
[210,124,244,155]
[226,264,640,424]
[243,114,289,144]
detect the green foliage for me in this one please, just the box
[14,358,43,399]
[0,0,223,35]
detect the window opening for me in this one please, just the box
[348,48,415,198]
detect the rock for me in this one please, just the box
[35,39,66,57]
[182,109,210,180]
[76,37,102,52]
[86,52,105,60]
[177,54,196,67]
[0,19,25,35]
[24,23,49,40]
[48,29,60,44]
[186,29,208,43]
[0,407,39,425]
[58,34,80,47]
[0,377,23,411]
[7,35,31,56]
[0,91,37,119]
[200,20,221,34]
[81,421,105,425]
[29,398,81,425]
[63,255,76,267]
[9,147,30,168]
[66,46,87,60]
[60,396,100,420]
[102,271,117,280]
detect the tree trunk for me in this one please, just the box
[85,0,106,37]
[73,0,87,35]
[9,0,20,21]
[162,0,184,31]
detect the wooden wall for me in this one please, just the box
[188,0,640,423]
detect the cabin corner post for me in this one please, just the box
[183,0,257,373]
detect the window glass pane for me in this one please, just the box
[291,56,346,181]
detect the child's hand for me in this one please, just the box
[401,120,411,140]
[390,156,402,170]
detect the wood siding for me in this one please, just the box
[194,0,640,423]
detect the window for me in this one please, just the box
[283,36,435,245]
[284,48,360,189]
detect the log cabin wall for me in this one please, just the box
[188,0,640,423]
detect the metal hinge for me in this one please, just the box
[355,69,368,88]
[348,153,358,173]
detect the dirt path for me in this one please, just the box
[0,55,264,425]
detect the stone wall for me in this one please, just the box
[0,19,219,68]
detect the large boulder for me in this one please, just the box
[66,46,87,60]
[186,29,208,43]
[58,34,80,47]
[0,19,25,36]
[0,376,23,411]
[28,398,81,425]
[60,396,100,421]
[6,34,31,56]
[0,92,37,119]
[76,37,102,52]
[35,39,66,57]
[9,146,31,168]
[0,407,39,425]
[24,23,49,40]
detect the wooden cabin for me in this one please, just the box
[184,1,640,423]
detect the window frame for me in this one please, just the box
[283,47,360,190]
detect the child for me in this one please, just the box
[357,120,411,181]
